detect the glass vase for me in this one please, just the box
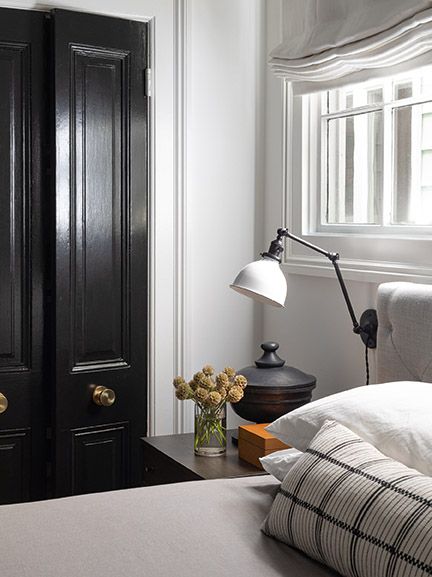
[194,404,226,456]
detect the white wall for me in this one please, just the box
[263,276,378,398]
[185,0,266,430]
[4,0,266,433]
[264,0,378,399]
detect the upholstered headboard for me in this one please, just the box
[377,282,432,383]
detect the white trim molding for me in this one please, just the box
[173,0,190,434]
[283,256,432,284]
[146,16,157,436]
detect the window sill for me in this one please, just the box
[283,255,432,284]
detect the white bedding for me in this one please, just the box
[267,381,432,476]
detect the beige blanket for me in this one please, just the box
[0,475,337,577]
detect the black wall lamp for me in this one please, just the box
[230,228,378,351]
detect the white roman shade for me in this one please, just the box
[270,0,432,94]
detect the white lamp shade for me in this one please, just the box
[230,258,287,307]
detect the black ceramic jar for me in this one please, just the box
[232,342,316,423]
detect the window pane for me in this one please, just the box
[328,89,353,113]
[422,150,432,185]
[367,88,383,104]
[393,106,412,223]
[393,102,432,225]
[328,86,382,113]
[394,81,412,100]
[422,112,432,148]
[394,67,432,101]
[421,76,432,96]
[326,111,383,224]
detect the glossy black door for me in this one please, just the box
[0,9,47,503]
[52,10,148,496]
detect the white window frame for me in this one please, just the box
[282,80,432,283]
[314,77,432,235]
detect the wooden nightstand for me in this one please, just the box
[140,430,267,486]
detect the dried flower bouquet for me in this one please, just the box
[173,365,247,455]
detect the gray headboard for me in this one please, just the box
[377,282,432,383]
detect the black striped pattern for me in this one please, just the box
[263,420,432,577]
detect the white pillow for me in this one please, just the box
[259,448,303,481]
[266,381,432,476]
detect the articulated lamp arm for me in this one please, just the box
[261,228,378,349]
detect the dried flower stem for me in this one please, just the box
[194,403,226,450]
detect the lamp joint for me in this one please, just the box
[261,234,286,262]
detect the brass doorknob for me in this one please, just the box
[0,392,8,414]
[92,385,116,407]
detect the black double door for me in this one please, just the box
[0,8,148,503]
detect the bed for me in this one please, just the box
[0,475,337,577]
[1,281,431,577]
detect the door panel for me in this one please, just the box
[0,44,28,371]
[71,47,130,371]
[0,9,47,504]
[53,10,148,497]
[71,423,128,495]
[0,429,31,503]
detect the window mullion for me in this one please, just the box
[410,76,422,223]
[382,79,393,226]
[337,116,346,223]
[353,88,368,223]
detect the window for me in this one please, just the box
[311,65,432,234]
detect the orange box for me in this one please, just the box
[238,423,289,469]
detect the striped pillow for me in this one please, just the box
[263,420,432,577]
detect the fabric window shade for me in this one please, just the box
[271,0,432,94]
